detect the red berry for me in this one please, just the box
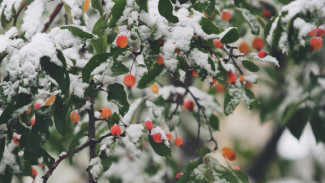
[252,37,264,50]
[166,132,173,141]
[13,136,20,145]
[156,55,164,65]
[111,124,122,137]
[145,120,154,130]
[308,29,317,37]
[174,137,184,147]
[316,28,325,37]
[116,35,128,48]
[213,39,223,49]
[30,116,35,126]
[216,83,226,92]
[221,10,232,21]
[191,68,198,77]
[31,167,37,177]
[176,172,183,179]
[124,74,136,88]
[152,133,162,143]
[227,71,237,84]
[262,9,272,19]
[310,37,323,50]
[258,50,267,58]
[183,100,195,111]
[34,103,41,110]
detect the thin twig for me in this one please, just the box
[42,2,64,33]
[13,2,26,27]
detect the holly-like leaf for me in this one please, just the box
[109,0,127,27]
[106,83,129,116]
[158,0,179,23]
[148,135,172,158]
[61,25,94,39]
[137,64,164,89]
[242,60,259,72]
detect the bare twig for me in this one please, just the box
[13,2,27,27]
[42,2,64,33]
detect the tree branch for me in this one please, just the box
[41,2,64,33]
[87,97,96,183]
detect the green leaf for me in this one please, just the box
[106,83,129,116]
[92,32,108,53]
[148,135,172,158]
[243,88,255,110]
[111,62,129,76]
[136,0,148,12]
[109,0,127,27]
[91,0,103,15]
[101,156,113,172]
[53,95,69,136]
[233,170,249,183]
[200,18,220,34]
[310,113,325,143]
[40,56,70,96]
[208,114,219,130]
[0,138,5,162]
[82,53,111,82]
[177,159,201,183]
[93,14,109,35]
[216,62,227,85]
[61,25,94,39]
[242,60,259,72]
[1,5,11,30]
[137,64,164,89]
[158,0,179,23]
[24,148,54,167]
[236,8,260,35]
[224,85,242,116]
[199,146,211,157]
[107,112,120,128]
[0,93,32,125]
[220,27,239,44]
[286,108,311,139]
[271,16,283,50]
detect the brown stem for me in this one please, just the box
[41,2,64,33]
[87,97,96,183]
[13,2,26,27]
[42,133,112,183]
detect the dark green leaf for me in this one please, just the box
[111,62,129,76]
[91,0,103,15]
[148,135,172,158]
[136,0,148,12]
[310,113,325,143]
[137,64,164,89]
[224,85,242,116]
[0,138,5,162]
[199,146,211,157]
[200,18,220,34]
[216,62,227,85]
[158,0,179,23]
[233,170,249,183]
[92,32,108,53]
[24,148,54,167]
[242,60,259,72]
[236,8,260,35]
[106,83,129,116]
[209,114,219,130]
[61,25,94,39]
[177,159,201,183]
[107,112,120,128]
[286,108,311,139]
[221,27,239,44]
[40,56,70,96]
[243,88,255,110]
[271,16,283,50]
[53,95,69,136]
[82,53,111,82]
[109,0,127,27]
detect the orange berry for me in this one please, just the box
[221,10,232,21]
[262,9,272,19]
[252,37,264,50]
[166,133,173,141]
[212,78,217,85]
[13,136,20,145]
[213,39,223,49]
[174,137,183,147]
[31,167,37,177]
[111,124,122,137]
[316,28,325,37]
[221,147,237,161]
[145,120,154,130]
[233,166,241,170]
[116,35,128,48]
[176,172,183,179]
[308,29,317,37]
[238,42,250,54]
[191,68,199,77]
[26,107,31,115]
[227,71,237,84]
[156,55,164,65]
[239,75,245,82]
[100,107,112,119]
[83,0,90,12]
[34,103,41,110]
[30,116,35,126]
[70,111,80,123]
[216,83,226,92]
[44,96,56,106]
[149,83,159,94]
[310,37,323,50]
[124,74,136,88]
[183,100,195,111]
[152,133,162,143]
[258,50,267,58]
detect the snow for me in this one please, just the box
[63,0,83,25]
[48,27,83,49]
[69,74,89,98]
[0,27,18,53]
[266,17,280,46]
[189,48,217,75]
[0,142,20,174]
[0,0,23,21]
[89,157,103,181]
[21,0,44,39]
[188,86,222,114]
[293,18,315,45]
[126,124,144,144]
[248,53,280,67]
[282,0,325,22]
